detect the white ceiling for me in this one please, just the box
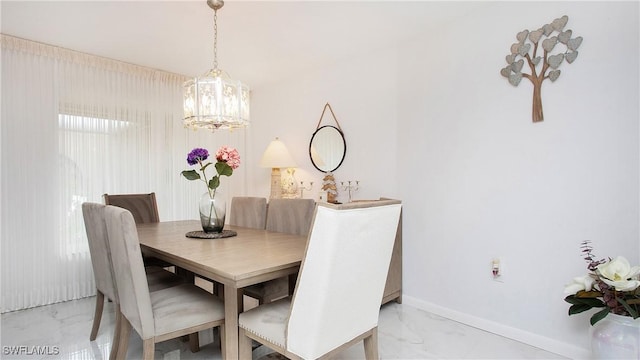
[1,1,492,87]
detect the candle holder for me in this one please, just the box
[341,180,360,203]
[299,181,313,198]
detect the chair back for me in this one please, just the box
[230,196,267,229]
[265,198,316,236]
[104,205,155,339]
[286,200,402,359]
[103,193,159,224]
[82,202,118,303]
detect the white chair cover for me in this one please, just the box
[239,200,401,359]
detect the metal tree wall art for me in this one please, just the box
[500,15,583,122]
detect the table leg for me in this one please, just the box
[223,284,243,360]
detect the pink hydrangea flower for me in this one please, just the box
[215,146,241,169]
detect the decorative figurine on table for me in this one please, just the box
[322,172,338,203]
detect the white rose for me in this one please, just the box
[597,256,640,292]
[564,275,595,295]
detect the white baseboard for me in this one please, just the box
[402,295,591,360]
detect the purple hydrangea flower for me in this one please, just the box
[187,148,209,165]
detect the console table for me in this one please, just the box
[382,199,402,304]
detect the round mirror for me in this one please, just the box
[309,125,346,173]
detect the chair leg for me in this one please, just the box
[216,283,224,301]
[188,332,200,353]
[363,327,379,360]
[115,314,132,360]
[90,290,105,341]
[142,338,155,360]
[109,305,122,360]
[238,328,253,360]
[219,324,226,356]
[288,273,297,296]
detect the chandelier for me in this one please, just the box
[183,0,250,131]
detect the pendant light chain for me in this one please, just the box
[213,9,218,71]
[183,0,250,131]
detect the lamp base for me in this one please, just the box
[269,168,282,199]
[281,168,299,199]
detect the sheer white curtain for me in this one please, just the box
[1,35,246,313]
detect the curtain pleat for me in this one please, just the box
[1,34,246,313]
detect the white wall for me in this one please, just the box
[397,2,638,357]
[246,48,400,203]
[246,1,639,358]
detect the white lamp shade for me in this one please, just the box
[260,138,297,168]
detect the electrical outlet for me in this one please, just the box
[492,258,505,282]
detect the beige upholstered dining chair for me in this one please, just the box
[104,205,226,360]
[82,202,187,360]
[264,198,316,236]
[243,198,316,305]
[229,196,268,230]
[103,192,176,270]
[103,193,160,224]
[207,196,268,298]
[238,200,402,360]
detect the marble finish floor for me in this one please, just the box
[1,296,566,359]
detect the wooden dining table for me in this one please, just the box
[136,220,307,359]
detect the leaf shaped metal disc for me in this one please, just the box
[511,59,524,73]
[558,30,572,44]
[568,37,583,51]
[548,53,564,69]
[549,70,561,82]
[542,37,558,52]
[565,51,578,64]
[518,43,531,57]
[517,30,529,43]
[509,73,522,86]
[552,15,568,31]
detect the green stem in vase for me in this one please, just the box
[208,189,219,225]
[197,159,219,225]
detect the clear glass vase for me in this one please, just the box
[590,313,640,359]
[199,190,226,233]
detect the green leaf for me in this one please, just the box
[590,308,610,326]
[215,162,233,177]
[569,303,593,315]
[209,176,220,190]
[618,298,639,318]
[564,295,582,305]
[181,170,200,181]
[564,295,605,307]
[581,298,605,307]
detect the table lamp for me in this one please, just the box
[260,138,297,199]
